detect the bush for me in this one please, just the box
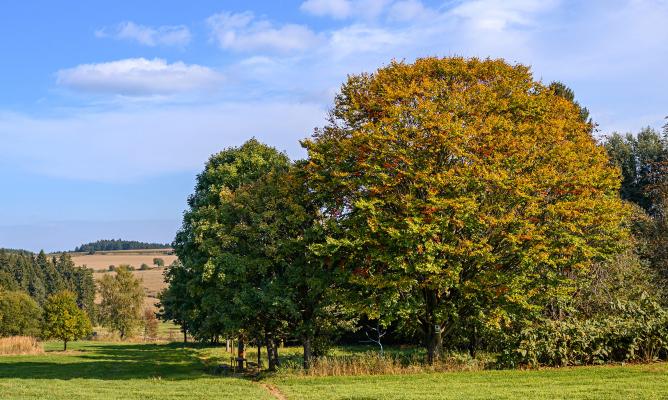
[499,297,668,367]
[153,258,165,267]
[0,290,42,337]
[0,336,43,355]
[108,265,115,272]
[139,263,150,271]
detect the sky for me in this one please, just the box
[0,0,667,252]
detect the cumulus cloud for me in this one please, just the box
[206,11,320,53]
[95,21,192,47]
[56,58,223,96]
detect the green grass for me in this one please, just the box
[273,363,668,399]
[0,341,272,400]
[0,341,666,399]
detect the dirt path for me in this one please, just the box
[259,383,288,400]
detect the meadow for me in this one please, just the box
[0,341,666,400]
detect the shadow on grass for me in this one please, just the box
[0,342,220,381]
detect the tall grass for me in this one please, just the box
[280,352,491,377]
[0,336,43,355]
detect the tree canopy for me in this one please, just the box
[42,291,92,350]
[302,57,629,362]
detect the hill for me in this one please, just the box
[73,239,171,253]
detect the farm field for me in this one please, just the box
[92,267,167,308]
[69,249,177,270]
[67,249,177,308]
[0,342,666,400]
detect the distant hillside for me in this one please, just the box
[0,248,34,256]
[73,239,171,253]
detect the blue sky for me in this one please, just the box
[1,0,667,252]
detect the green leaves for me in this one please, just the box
[303,57,629,359]
[42,290,91,349]
[98,267,144,339]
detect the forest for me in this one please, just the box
[73,239,171,253]
[158,58,668,370]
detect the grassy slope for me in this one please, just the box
[0,342,666,399]
[274,364,668,400]
[0,341,271,400]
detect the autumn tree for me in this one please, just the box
[303,57,629,363]
[42,291,92,350]
[98,267,145,339]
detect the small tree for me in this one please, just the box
[139,263,150,271]
[42,291,92,350]
[143,308,159,340]
[0,290,42,337]
[98,267,145,339]
[152,258,165,267]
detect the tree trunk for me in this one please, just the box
[266,335,275,371]
[468,325,479,358]
[183,330,188,343]
[237,338,246,370]
[303,335,313,369]
[257,340,262,369]
[273,338,280,367]
[424,288,442,364]
[63,340,67,351]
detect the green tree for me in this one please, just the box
[158,261,195,343]
[152,258,165,267]
[98,267,145,339]
[303,57,629,363]
[173,139,292,350]
[42,290,92,350]
[0,290,42,337]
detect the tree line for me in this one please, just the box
[74,239,170,253]
[0,249,150,349]
[158,57,668,369]
[0,250,95,315]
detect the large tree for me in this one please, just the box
[98,267,145,339]
[173,139,291,350]
[303,57,629,362]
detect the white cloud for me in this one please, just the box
[95,21,191,47]
[0,102,326,182]
[301,0,353,19]
[449,0,559,32]
[56,58,223,96]
[387,0,435,22]
[206,11,320,53]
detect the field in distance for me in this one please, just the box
[69,249,177,270]
[67,249,177,308]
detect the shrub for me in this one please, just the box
[108,265,115,272]
[0,336,43,355]
[499,297,668,367]
[0,290,42,337]
[153,258,165,267]
[139,263,150,271]
[143,308,159,340]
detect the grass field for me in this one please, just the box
[0,341,666,399]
